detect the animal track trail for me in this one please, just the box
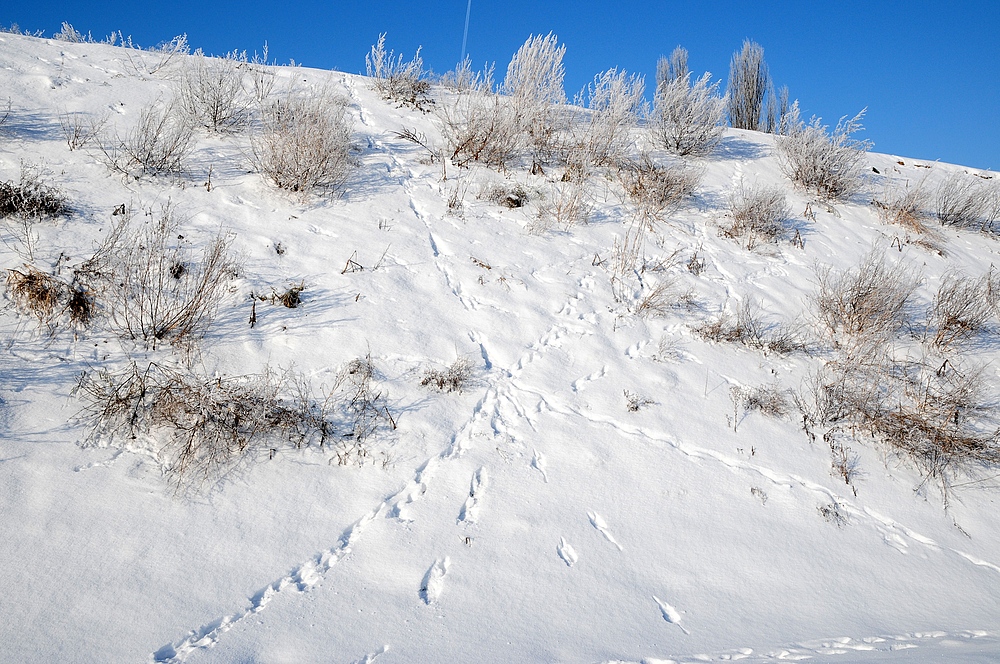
[351,645,390,664]
[588,511,623,551]
[458,467,488,524]
[420,557,450,605]
[151,504,385,662]
[571,365,607,392]
[557,538,578,567]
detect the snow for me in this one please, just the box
[1,32,1000,663]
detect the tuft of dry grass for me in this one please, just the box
[421,357,475,393]
[721,181,792,249]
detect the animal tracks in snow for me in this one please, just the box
[420,557,450,605]
[588,511,623,551]
[557,538,578,567]
[653,595,690,635]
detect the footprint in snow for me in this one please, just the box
[587,511,623,551]
[420,557,450,605]
[531,449,548,482]
[557,538,578,567]
[458,467,488,524]
[653,595,690,635]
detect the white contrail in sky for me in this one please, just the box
[461,0,472,62]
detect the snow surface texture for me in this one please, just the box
[1,33,1000,663]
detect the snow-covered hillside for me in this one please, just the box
[1,32,999,663]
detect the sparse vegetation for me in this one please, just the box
[871,176,931,232]
[696,300,803,354]
[0,162,68,219]
[618,156,700,220]
[77,203,237,348]
[927,271,997,350]
[421,357,475,393]
[175,50,254,132]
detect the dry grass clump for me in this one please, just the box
[421,357,475,393]
[440,94,523,170]
[815,250,918,343]
[633,277,695,318]
[5,266,63,321]
[479,181,532,209]
[249,90,355,194]
[696,300,803,354]
[530,182,590,233]
[722,182,791,249]
[5,266,94,329]
[871,178,931,232]
[175,50,254,132]
[733,384,793,418]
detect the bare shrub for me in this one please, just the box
[927,272,995,350]
[722,181,791,249]
[935,172,987,228]
[60,111,108,150]
[624,390,655,412]
[815,250,917,342]
[421,357,475,393]
[175,50,253,132]
[101,102,194,178]
[531,182,590,233]
[118,33,190,77]
[618,156,700,219]
[366,34,432,109]
[732,384,792,419]
[776,107,871,200]
[79,203,237,348]
[250,90,354,194]
[726,40,771,131]
[871,177,931,232]
[697,300,803,354]
[580,68,644,165]
[653,72,726,157]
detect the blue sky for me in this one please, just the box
[6,1,998,170]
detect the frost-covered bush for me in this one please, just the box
[175,50,252,132]
[77,203,237,348]
[655,46,689,93]
[927,271,997,350]
[815,250,917,343]
[440,93,523,169]
[872,177,931,231]
[250,90,354,194]
[722,182,791,249]
[580,68,644,165]
[366,34,431,109]
[653,72,726,157]
[501,33,568,166]
[618,156,700,218]
[776,108,871,200]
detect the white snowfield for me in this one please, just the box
[2,32,1000,663]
